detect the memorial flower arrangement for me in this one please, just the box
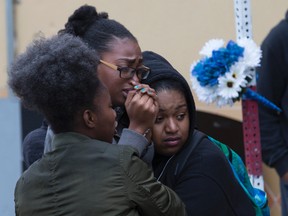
[190,38,281,112]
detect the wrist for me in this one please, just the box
[128,124,148,135]
[143,129,152,144]
[128,126,151,139]
[143,128,151,137]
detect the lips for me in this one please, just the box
[163,137,181,147]
[123,88,135,97]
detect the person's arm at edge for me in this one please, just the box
[122,148,186,216]
[117,128,154,165]
[257,36,288,178]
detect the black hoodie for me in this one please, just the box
[257,10,288,177]
[142,51,255,216]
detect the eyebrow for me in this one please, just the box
[159,104,187,112]
[118,57,143,65]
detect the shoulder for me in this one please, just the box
[23,127,46,167]
[105,142,137,157]
[177,136,232,181]
[193,136,227,159]
[176,136,246,196]
[23,127,47,146]
[175,138,255,213]
[106,144,153,180]
[262,19,288,48]
[96,143,141,170]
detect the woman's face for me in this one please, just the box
[93,87,117,143]
[152,89,190,156]
[98,38,143,107]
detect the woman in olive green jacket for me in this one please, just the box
[10,34,186,216]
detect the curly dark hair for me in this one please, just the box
[8,34,103,133]
[58,4,137,55]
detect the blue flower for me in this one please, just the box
[190,38,277,111]
[192,40,244,87]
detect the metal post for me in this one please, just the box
[233,0,264,190]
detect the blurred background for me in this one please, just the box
[1,1,287,215]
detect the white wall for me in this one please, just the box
[1,1,287,215]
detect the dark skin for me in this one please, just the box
[98,37,158,139]
[73,87,117,143]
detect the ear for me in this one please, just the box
[83,110,97,128]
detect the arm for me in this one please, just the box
[124,151,186,216]
[117,129,154,165]
[117,84,158,164]
[257,35,288,178]
[124,83,158,142]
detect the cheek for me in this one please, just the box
[152,125,163,145]
[99,74,124,104]
[98,73,114,90]
[98,67,119,89]
[181,120,190,140]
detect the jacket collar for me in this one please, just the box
[52,132,92,149]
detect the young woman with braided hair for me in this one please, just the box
[23,4,157,167]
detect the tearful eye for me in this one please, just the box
[119,67,133,74]
[136,68,150,79]
[177,114,185,120]
[155,116,163,124]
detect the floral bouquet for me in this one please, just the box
[190,38,281,113]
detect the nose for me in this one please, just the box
[131,72,140,82]
[165,118,178,133]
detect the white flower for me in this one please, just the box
[238,38,262,67]
[190,75,217,104]
[190,38,261,107]
[229,63,248,88]
[217,63,247,100]
[199,39,225,57]
[218,76,240,99]
[216,97,234,107]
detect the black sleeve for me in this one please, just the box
[257,24,288,176]
[22,121,47,169]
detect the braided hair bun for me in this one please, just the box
[59,5,108,36]
[58,4,137,54]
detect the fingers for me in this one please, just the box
[125,95,158,135]
[125,88,158,116]
[126,82,157,106]
[130,80,156,94]
[134,84,157,99]
[126,88,157,108]
[125,89,137,105]
[125,91,149,109]
[127,93,158,120]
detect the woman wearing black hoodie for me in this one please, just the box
[142,51,256,216]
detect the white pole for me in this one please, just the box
[233,0,264,190]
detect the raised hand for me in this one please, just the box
[125,82,158,141]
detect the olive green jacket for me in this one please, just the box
[15,132,186,216]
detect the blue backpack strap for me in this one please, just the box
[208,136,270,216]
